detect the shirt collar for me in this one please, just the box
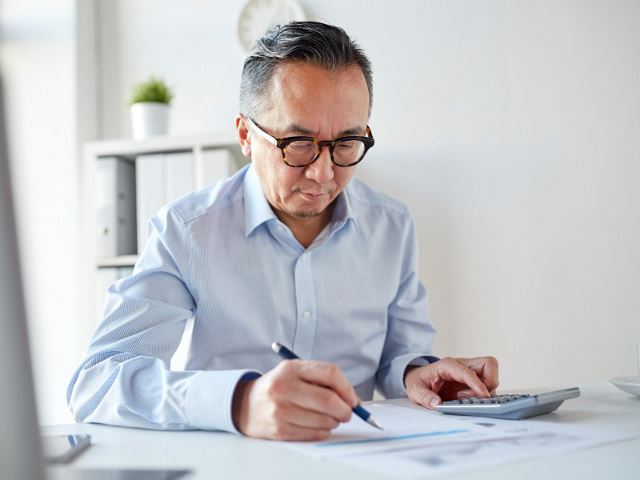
[330,183,359,233]
[243,164,359,237]
[244,164,278,237]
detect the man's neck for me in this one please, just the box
[274,204,334,249]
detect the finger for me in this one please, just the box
[287,381,353,423]
[455,388,476,399]
[482,358,499,392]
[280,402,341,430]
[407,384,442,409]
[271,422,332,442]
[458,357,500,392]
[295,360,359,407]
[436,360,490,397]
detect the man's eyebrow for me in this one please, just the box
[338,126,367,136]
[283,123,367,137]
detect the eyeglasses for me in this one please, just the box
[246,116,375,168]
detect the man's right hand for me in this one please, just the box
[231,359,359,440]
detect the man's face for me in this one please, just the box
[246,62,370,222]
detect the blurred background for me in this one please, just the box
[1,0,639,425]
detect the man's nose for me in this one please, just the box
[304,146,334,183]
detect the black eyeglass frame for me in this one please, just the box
[246,116,375,168]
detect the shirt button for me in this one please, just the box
[302,310,311,320]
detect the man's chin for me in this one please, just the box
[291,209,324,219]
[287,193,335,219]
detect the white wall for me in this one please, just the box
[0,0,83,423]
[353,0,640,387]
[97,0,640,389]
[96,0,246,139]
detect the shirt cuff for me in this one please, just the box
[407,355,440,368]
[382,353,438,398]
[401,354,440,392]
[185,369,261,433]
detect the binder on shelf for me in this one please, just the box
[95,157,137,258]
[165,152,195,201]
[136,150,235,252]
[136,152,193,253]
[136,153,166,254]
[197,148,235,189]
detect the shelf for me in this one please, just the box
[84,132,240,160]
[85,133,246,325]
[96,255,138,268]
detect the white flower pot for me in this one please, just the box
[130,102,169,140]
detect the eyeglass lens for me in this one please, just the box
[284,139,366,166]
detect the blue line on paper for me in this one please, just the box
[317,429,469,448]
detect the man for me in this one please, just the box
[68,22,498,441]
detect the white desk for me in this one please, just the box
[44,383,640,479]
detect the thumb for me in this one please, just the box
[409,385,442,410]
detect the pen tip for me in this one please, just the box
[271,342,281,353]
[369,417,384,430]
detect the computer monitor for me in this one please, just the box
[0,73,46,480]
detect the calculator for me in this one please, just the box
[435,387,580,420]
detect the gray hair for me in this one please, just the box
[239,21,373,119]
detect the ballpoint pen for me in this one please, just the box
[271,342,384,430]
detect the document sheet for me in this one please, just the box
[279,398,635,478]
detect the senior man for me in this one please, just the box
[68,21,498,441]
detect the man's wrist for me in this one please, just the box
[403,356,440,387]
[231,379,255,434]
[404,364,420,379]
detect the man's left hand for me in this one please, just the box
[404,356,499,409]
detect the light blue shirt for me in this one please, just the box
[67,164,437,433]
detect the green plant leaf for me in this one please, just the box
[129,76,173,105]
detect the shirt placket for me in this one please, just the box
[292,251,317,359]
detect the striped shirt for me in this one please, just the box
[67,164,437,433]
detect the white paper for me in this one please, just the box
[278,399,637,478]
[285,401,490,457]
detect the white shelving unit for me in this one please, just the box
[95,255,139,268]
[81,133,247,326]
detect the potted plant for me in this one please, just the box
[129,76,173,140]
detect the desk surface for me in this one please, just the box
[44,383,640,480]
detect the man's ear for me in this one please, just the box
[235,115,252,158]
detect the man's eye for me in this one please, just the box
[337,141,357,150]
[287,142,314,152]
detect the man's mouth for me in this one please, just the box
[299,192,327,201]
